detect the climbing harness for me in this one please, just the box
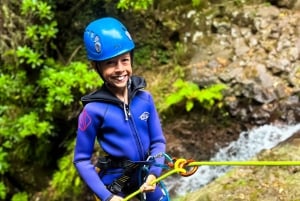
[93,153,300,201]
[122,154,190,201]
[96,156,154,195]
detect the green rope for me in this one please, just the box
[123,167,186,201]
[122,157,300,200]
[189,161,300,166]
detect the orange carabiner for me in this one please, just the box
[178,159,198,177]
[167,157,178,168]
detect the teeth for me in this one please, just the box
[116,76,125,80]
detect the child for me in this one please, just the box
[73,17,167,201]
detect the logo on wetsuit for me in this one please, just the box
[78,109,92,131]
[139,112,149,121]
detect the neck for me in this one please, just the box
[117,88,128,104]
[106,84,128,104]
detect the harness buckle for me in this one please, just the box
[107,180,124,194]
[96,156,112,169]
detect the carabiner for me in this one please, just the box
[178,159,198,177]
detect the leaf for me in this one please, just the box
[163,79,227,112]
[0,182,6,200]
[186,100,194,112]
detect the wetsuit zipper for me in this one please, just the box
[123,103,131,121]
[123,103,145,160]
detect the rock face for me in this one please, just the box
[271,0,300,9]
[188,4,300,125]
[164,3,300,161]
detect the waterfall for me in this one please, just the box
[164,123,300,196]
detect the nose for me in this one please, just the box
[115,60,125,71]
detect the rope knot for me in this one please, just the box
[169,158,198,177]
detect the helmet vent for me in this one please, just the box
[94,35,101,53]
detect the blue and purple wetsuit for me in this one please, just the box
[73,76,167,201]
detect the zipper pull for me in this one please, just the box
[126,105,131,117]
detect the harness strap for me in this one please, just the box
[96,156,154,194]
[96,156,135,169]
[107,163,140,194]
[96,156,154,169]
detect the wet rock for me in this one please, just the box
[186,4,300,126]
[269,0,298,8]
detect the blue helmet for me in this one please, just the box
[83,17,135,61]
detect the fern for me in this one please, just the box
[164,79,227,112]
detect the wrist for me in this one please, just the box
[104,194,114,201]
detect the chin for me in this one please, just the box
[114,82,127,88]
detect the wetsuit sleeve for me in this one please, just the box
[147,94,166,177]
[73,106,113,201]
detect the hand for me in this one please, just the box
[109,195,123,201]
[140,174,157,193]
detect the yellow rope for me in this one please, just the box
[122,158,300,200]
[189,161,300,166]
[123,167,186,201]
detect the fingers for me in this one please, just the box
[110,195,123,201]
[140,183,155,192]
[145,174,156,184]
[140,174,157,192]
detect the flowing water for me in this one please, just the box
[164,123,300,197]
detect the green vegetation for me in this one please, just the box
[117,0,154,10]
[0,0,98,200]
[163,79,227,112]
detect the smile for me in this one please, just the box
[112,75,127,81]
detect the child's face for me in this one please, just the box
[99,52,132,90]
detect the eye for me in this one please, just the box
[121,57,130,64]
[105,60,116,66]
